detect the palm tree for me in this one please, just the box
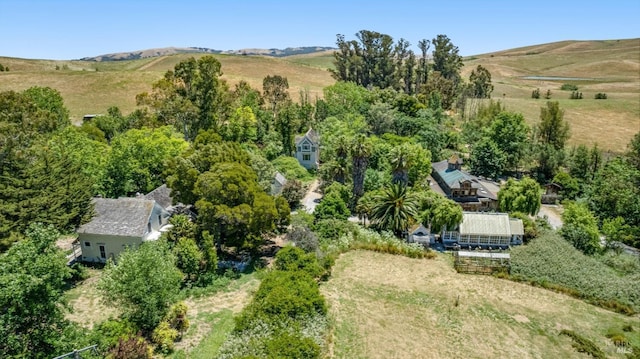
[355,191,376,227]
[388,144,413,186]
[370,183,419,237]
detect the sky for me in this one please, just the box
[1,0,639,60]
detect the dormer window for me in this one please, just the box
[303,144,310,151]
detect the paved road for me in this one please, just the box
[537,204,563,229]
[302,179,322,213]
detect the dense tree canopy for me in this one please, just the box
[498,177,542,216]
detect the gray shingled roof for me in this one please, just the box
[273,171,287,186]
[77,198,155,237]
[144,184,173,209]
[295,128,319,146]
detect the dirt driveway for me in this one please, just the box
[302,179,322,213]
[538,204,564,229]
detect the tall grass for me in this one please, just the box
[321,227,435,259]
[510,231,639,314]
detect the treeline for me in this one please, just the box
[332,30,493,109]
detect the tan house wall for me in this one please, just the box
[78,233,143,263]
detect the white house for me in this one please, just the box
[77,197,170,263]
[295,128,319,170]
[441,212,524,249]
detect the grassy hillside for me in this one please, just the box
[0,53,335,123]
[462,39,640,152]
[1,38,638,151]
[321,250,639,359]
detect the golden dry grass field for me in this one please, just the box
[0,38,638,151]
[462,39,640,153]
[321,250,639,359]
[0,53,335,123]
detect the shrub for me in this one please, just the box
[595,92,608,99]
[510,232,639,313]
[265,332,321,358]
[561,83,579,91]
[164,301,189,337]
[151,321,178,353]
[235,270,327,331]
[544,89,552,99]
[314,218,357,241]
[286,226,319,253]
[92,318,137,351]
[531,88,540,99]
[274,246,324,278]
[559,330,606,359]
[272,156,313,181]
[569,91,583,99]
[281,179,305,209]
[108,334,152,359]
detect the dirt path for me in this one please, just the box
[302,179,322,213]
[138,56,166,71]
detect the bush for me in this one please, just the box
[235,270,327,331]
[272,156,313,181]
[265,332,321,358]
[531,88,540,99]
[274,246,324,278]
[281,179,305,209]
[92,318,137,351]
[569,91,583,99]
[561,83,579,91]
[151,321,178,353]
[510,232,639,314]
[286,226,319,253]
[559,330,606,359]
[595,92,608,99]
[108,334,152,359]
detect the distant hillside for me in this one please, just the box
[81,46,335,61]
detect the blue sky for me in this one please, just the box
[1,0,638,60]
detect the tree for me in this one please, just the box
[103,126,188,198]
[431,34,463,85]
[551,171,579,200]
[388,143,413,186]
[281,179,305,209]
[487,111,530,172]
[350,134,372,208]
[469,138,507,179]
[419,192,462,233]
[535,101,570,151]
[370,183,419,236]
[0,225,73,358]
[469,65,493,98]
[587,157,640,231]
[136,56,231,140]
[560,202,601,255]
[262,75,290,118]
[314,192,350,222]
[98,241,183,332]
[498,178,542,216]
[194,162,277,249]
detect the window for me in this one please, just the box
[84,241,91,247]
[311,146,316,152]
[147,222,152,233]
[99,245,106,259]
[297,146,301,152]
[158,214,162,225]
[303,154,311,161]
[303,144,310,151]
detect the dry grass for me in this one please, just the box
[1,38,637,150]
[321,250,639,359]
[463,39,640,153]
[0,53,334,123]
[65,268,119,330]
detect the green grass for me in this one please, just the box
[510,231,640,314]
[170,310,236,359]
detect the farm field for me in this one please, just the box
[321,250,639,359]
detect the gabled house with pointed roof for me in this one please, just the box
[431,154,499,211]
[271,171,287,196]
[295,128,319,170]
[77,197,170,263]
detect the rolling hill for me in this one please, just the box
[0,38,637,151]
